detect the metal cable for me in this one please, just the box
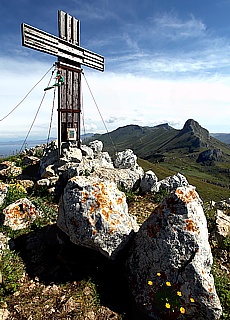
[82,72,117,153]
[19,69,54,153]
[0,64,55,122]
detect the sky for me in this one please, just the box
[0,0,230,141]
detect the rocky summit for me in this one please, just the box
[0,138,228,319]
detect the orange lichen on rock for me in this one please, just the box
[116,197,124,205]
[184,219,199,232]
[81,191,89,203]
[175,188,198,204]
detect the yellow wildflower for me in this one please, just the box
[190,297,195,302]
[165,303,170,309]
[180,307,186,314]
[157,272,161,276]
[177,291,182,296]
[166,281,171,286]
[148,281,153,286]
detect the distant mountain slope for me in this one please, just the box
[84,119,230,188]
[84,119,229,158]
[211,133,230,145]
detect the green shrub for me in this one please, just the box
[0,183,27,209]
[0,249,25,300]
[151,187,169,203]
[212,262,230,320]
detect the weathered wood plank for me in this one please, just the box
[22,23,104,71]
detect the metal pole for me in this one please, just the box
[58,84,61,159]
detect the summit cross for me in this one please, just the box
[21,10,104,151]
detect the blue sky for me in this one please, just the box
[0,0,230,140]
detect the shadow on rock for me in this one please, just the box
[13,224,148,320]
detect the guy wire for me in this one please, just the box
[19,68,55,153]
[82,72,117,154]
[0,64,55,122]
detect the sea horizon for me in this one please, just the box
[0,138,55,158]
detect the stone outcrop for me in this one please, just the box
[57,175,139,259]
[2,198,43,230]
[22,156,40,167]
[113,149,138,169]
[139,170,158,194]
[197,149,223,163]
[152,172,189,192]
[37,141,143,195]
[127,185,222,320]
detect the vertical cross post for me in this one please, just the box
[58,11,81,154]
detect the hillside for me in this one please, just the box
[84,119,230,190]
[211,133,230,145]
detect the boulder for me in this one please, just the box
[153,172,189,192]
[92,166,144,191]
[0,161,22,179]
[88,140,103,154]
[60,143,83,163]
[3,198,42,230]
[139,170,158,194]
[127,185,222,320]
[80,145,94,158]
[57,176,139,259]
[35,178,50,189]
[39,140,59,177]
[40,164,56,178]
[22,156,40,167]
[16,180,34,192]
[0,183,8,206]
[113,149,137,169]
[215,210,230,243]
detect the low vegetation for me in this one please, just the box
[0,152,229,319]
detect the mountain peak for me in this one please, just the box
[181,119,210,139]
[154,123,173,130]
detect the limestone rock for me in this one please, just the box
[41,164,56,178]
[60,143,83,163]
[3,198,42,230]
[0,161,22,179]
[113,149,137,169]
[0,183,8,206]
[92,166,144,191]
[35,178,50,189]
[39,140,59,177]
[0,308,10,320]
[197,149,222,163]
[16,180,34,192]
[81,145,94,158]
[57,176,139,259]
[127,185,222,320]
[139,170,158,194]
[153,172,189,192]
[215,209,230,242]
[22,156,40,167]
[88,140,103,153]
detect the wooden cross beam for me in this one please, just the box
[21,10,104,153]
